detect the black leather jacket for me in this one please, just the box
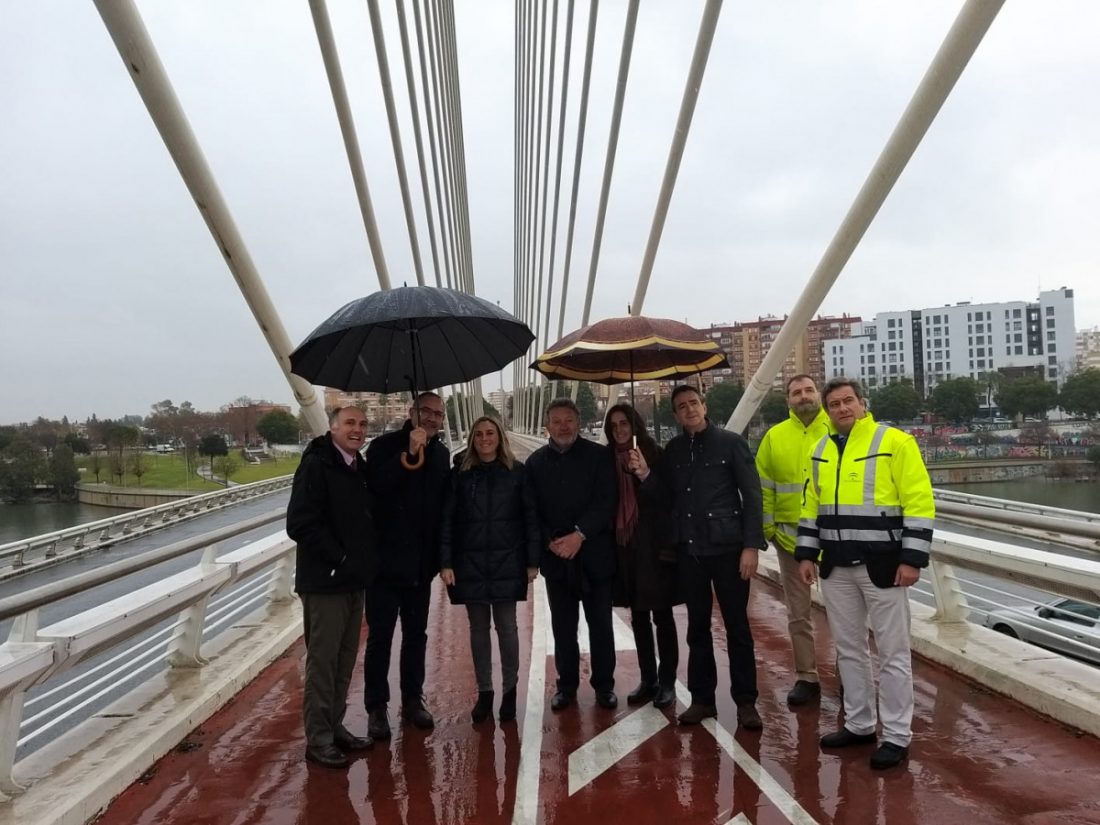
[648,423,765,556]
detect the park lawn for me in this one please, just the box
[230,455,301,484]
[77,453,222,491]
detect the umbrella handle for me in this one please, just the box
[400,445,425,470]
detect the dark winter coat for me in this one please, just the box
[286,432,377,594]
[365,420,451,587]
[611,444,681,611]
[525,437,617,584]
[439,459,539,604]
[646,422,766,556]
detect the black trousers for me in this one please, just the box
[680,550,757,706]
[545,575,615,694]
[631,607,678,688]
[301,591,364,747]
[364,580,431,709]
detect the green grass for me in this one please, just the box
[78,453,221,491]
[76,451,300,490]
[231,455,300,484]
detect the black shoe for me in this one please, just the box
[653,684,676,709]
[870,742,909,769]
[367,707,391,740]
[737,702,763,731]
[499,687,517,722]
[677,703,718,725]
[626,682,656,706]
[550,690,575,711]
[334,729,373,751]
[596,690,618,710]
[401,698,435,729]
[786,680,821,706]
[305,743,349,768]
[820,728,877,749]
[471,691,494,723]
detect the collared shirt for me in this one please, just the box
[333,442,358,467]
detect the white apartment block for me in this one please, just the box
[823,288,1077,399]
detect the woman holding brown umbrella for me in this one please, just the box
[604,403,680,708]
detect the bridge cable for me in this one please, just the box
[366,0,426,286]
[307,0,392,291]
[630,0,723,317]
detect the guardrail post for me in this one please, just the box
[166,546,216,668]
[0,610,38,796]
[44,541,58,558]
[267,551,295,603]
[11,548,25,568]
[928,559,971,622]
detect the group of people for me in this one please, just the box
[286,373,934,774]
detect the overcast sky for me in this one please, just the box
[3,1,1099,425]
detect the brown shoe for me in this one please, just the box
[677,703,718,725]
[737,702,763,730]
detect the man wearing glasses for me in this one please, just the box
[364,392,451,738]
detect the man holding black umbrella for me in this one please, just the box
[363,392,450,738]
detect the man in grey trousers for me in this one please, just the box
[287,406,379,768]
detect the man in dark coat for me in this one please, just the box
[631,385,766,730]
[363,392,450,739]
[525,398,618,711]
[286,406,378,769]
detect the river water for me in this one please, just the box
[0,501,128,545]
[939,479,1100,515]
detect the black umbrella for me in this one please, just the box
[290,286,534,468]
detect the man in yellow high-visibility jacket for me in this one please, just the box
[755,374,831,706]
[796,377,934,770]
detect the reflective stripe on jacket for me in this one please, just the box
[795,413,934,571]
[755,407,831,554]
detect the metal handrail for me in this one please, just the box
[0,509,284,622]
[0,475,292,570]
[934,487,1100,526]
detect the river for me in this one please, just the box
[938,478,1100,514]
[0,501,129,545]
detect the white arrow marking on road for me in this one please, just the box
[724,814,752,825]
[513,578,550,825]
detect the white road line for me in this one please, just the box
[577,605,638,654]
[724,814,752,825]
[567,704,671,795]
[513,578,549,825]
[674,682,820,825]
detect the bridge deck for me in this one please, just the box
[94,577,1100,825]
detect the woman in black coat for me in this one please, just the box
[605,403,680,709]
[440,416,539,723]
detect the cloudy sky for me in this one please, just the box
[3,1,1098,424]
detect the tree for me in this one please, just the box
[199,434,228,475]
[996,377,1058,420]
[129,450,149,486]
[1,434,45,502]
[759,392,790,426]
[63,431,91,454]
[1059,369,1100,419]
[869,379,922,422]
[575,382,599,425]
[930,377,979,424]
[258,409,299,444]
[1087,444,1100,470]
[705,382,745,425]
[49,444,80,500]
[221,397,260,445]
[215,454,241,486]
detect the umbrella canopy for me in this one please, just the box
[290,286,535,393]
[531,315,728,384]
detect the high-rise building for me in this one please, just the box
[822,287,1076,403]
[1076,327,1100,372]
[322,389,411,432]
[704,314,862,390]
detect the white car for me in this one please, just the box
[983,598,1100,666]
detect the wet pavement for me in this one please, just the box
[96,576,1100,825]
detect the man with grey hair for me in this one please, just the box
[287,406,377,768]
[526,398,618,711]
[797,377,934,770]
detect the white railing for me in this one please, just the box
[0,510,288,797]
[0,476,292,575]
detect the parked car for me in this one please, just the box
[983,598,1100,666]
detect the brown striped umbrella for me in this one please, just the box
[531,316,728,385]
